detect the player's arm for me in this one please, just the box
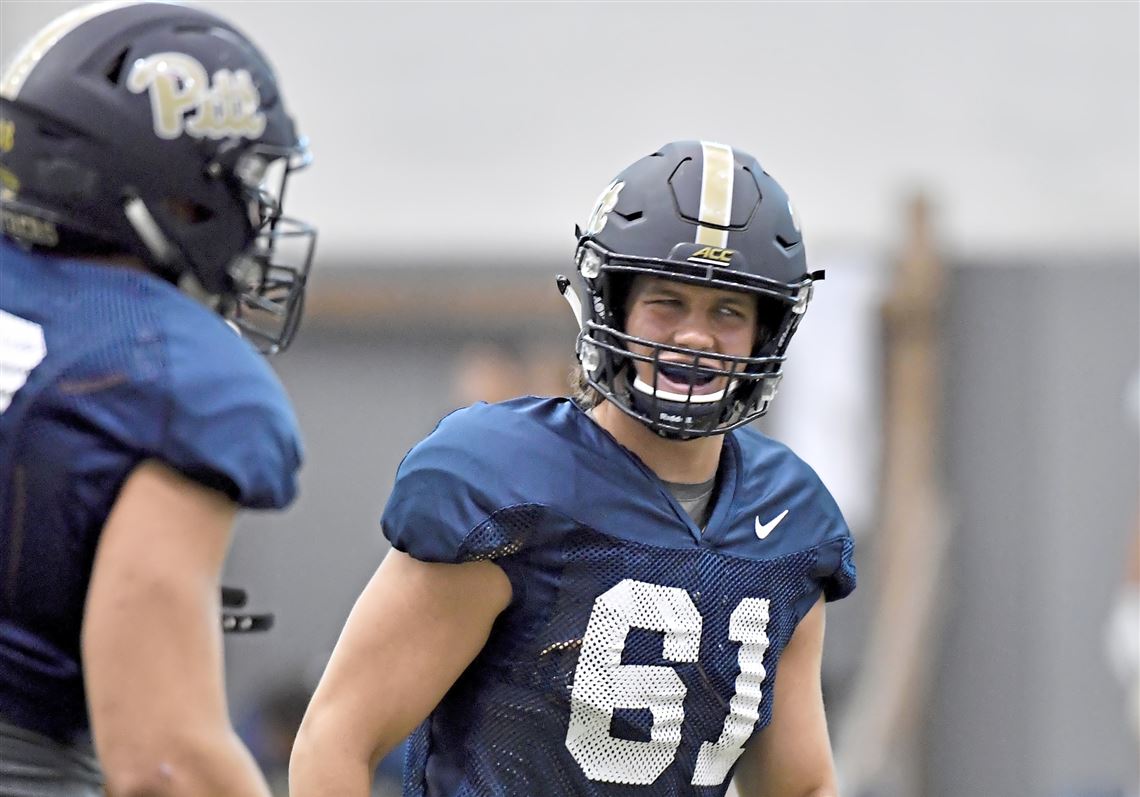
[82,460,272,797]
[289,548,512,796]
[732,595,838,797]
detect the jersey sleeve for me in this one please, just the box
[816,529,856,602]
[799,469,856,625]
[796,459,856,603]
[381,405,510,563]
[160,318,302,510]
[764,444,856,624]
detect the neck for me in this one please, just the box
[591,401,725,484]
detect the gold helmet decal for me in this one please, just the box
[695,141,734,248]
[127,52,267,141]
[0,167,20,199]
[0,119,18,199]
[687,246,736,265]
[585,179,624,235]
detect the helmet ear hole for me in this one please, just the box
[103,48,130,84]
[161,198,213,225]
[606,273,634,330]
[754,296,786,351]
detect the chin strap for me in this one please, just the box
[123,195,177,265]
[220,586,274,633]
[556,275,585,331]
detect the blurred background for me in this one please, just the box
[3,2,1137,795]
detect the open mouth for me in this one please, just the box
[657,361,717,390]
[628,359,731,403]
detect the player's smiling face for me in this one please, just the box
[623,275,758,398]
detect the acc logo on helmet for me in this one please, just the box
[688,246,735,264]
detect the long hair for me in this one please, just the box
[570,363,603,409]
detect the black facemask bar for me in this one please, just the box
[225,139,316,355]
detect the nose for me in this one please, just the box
[672,312,716,352]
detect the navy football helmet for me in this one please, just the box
[0,1,315,353]
[560,140,821,438]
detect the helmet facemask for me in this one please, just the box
[222,140,316,354]
[125,139,315,354]
[567,238,817,440]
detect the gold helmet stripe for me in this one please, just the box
[1,1,140,100]
[695,141,734,248]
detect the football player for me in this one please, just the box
[290,141,853,796]
[0,3,314,795]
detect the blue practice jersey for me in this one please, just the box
[0,242,302,745]
[382,396,855,797]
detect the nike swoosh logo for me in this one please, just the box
[755,509,789,540]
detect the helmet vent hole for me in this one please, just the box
[775,234,798,250]
[615,210,643,222]
[103,48,130,85]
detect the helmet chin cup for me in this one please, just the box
[626,371,729,440]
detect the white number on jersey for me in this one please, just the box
[565,579,773,787]
[566,579,702,784]
[693,597,771,785]
[0,309,46,413]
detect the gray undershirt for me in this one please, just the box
[0,718,103,797]
[663,477,717,530]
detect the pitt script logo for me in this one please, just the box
[127,52,267,141]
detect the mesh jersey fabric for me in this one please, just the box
[382,397,854,796]
[0,241,303,745]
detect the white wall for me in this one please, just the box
[2,1,1137,265]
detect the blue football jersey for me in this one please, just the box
[382,396,855,796]
[0,241,303,744]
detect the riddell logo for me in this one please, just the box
[688,247,735,263]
